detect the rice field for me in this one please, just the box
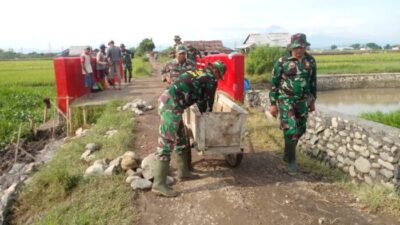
[315,52,400,74]
[0,60,55,146]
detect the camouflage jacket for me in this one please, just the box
[269,51,317,105]
[121,50,133,65]
[167,68,218,113]
[187,47,201,61]
[161,58,197,83]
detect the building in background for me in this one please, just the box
[237,33,290,53]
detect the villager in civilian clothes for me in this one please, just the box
[96,44,109,90]
[269,33,317,175]
[81,46,94,96]
[107,40,122,90]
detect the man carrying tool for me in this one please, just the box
[269,33,317,175]
[161,45,196,84]
[152,60,227,197]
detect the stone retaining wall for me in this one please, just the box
[299,108,400,188]
[318,73,400,91]
[245,90,400,188]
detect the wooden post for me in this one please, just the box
[14,124,22,163]
[82,107,87,127]
[66,96,70,136]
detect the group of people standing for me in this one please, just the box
[80,40,134,94]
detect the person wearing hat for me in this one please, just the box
[169,35,183,58]
[187,44,202,62]
[152,60,227,197]
[268,33,317,175]
[96,44,109,89]
[120,43,134,83]
[161,44,196,85]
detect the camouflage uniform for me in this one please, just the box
[269,33,316,174]
[121,47,133,82]
[269,35,317,142]
[187,46,201,62]
[161,58,197,83]
[156,68,220,161]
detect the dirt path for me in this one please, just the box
[132,59,399,225]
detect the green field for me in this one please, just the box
[0,58,151,147]
[360,110,400,128]
[246,51,400,83]
[0,60,55,146]
[315,52,400,74]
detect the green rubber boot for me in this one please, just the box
[151,160,178,197]
[288,161,298,176]
[175,152,200,181]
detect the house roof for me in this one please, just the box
[240,33,291,48]
[183,40,230,53]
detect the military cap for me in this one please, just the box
[174,35,181,41]
[120,43,125,48]
[288,33,310,49]
[210,60,226,77]
[100,44,106,49]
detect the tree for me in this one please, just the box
[365,42,381,50]
[330,45,338,50]
[351,43,361,50]
[136,38,155,56]
[384,44,391,50]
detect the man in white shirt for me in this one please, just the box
[81,46,94,95]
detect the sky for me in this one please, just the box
[1,0,399,52]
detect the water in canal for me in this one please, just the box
[316,88,400,116]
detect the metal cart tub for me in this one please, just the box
[183,92,248,167]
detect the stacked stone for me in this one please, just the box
[299,110,400,189]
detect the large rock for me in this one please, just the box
[354,157,371,173]
[121,152,140,171]
[141,153,157,180]
[104,165,117,176]
[84,163,105,177]
[126,175,141,184]
[131,178,152,190]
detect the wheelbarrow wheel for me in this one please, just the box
[224,149,243,168]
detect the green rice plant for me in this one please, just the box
[360,110,400,128]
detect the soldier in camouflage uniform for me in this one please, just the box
[120,44,134,83]
[269,33,317,175]
[187,45,201,62]
[152,61,226,197]
[161,45,197,84]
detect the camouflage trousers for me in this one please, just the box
[123,63,132,78]
[278,98,308,141]
[156,91,188,161]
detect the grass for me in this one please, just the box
[245,51,400,83]
[360,110,400,128]
[315,52,400,74]
[12,101,138,225]
[133,57,152,77]
[247,108,400,216]
[0,57,152,147]
[247,108,344,179]
[0,60,55,147]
